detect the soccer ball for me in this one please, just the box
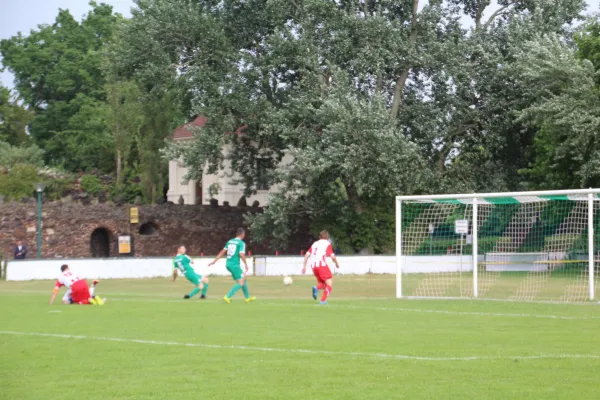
[283,276,293,286]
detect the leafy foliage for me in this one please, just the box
[149,0,585,251]
[105,80,143,185]
[80,175,104,195]
[0,164,39,200]
[0,141,45,168]
[1,0,598,251]
[515,33,600,188]
[0,85,32,145]
[0,1,119,171]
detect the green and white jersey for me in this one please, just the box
[224,238,245,268]
[173,254,194,275]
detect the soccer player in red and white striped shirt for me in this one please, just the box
[301,230,340,304]
[49,264,104,306]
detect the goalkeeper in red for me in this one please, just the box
[302,230,340,304]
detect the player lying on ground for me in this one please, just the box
[209,228,255,304]
[302,230,340,305]
[49,264,105,305]
[172,245,209,299]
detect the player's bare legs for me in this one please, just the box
[200,276,210,299]
[321,277,333,304]
[88,280,105,305]
[209,228,254,303]
[89,280,98,296]
[312,280,326,300]
[303,230,340,305]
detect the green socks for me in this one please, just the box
[201,284,209,296]
[188,288,200,297]
[227,283,242,298]
[225,282,249,299]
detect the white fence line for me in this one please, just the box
[5,257,254,281]
[6,255,483,281]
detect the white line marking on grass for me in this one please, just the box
[2,330,600,362]
[259,302,600,321]
[48,310,62,313]
[92,297,600,321]
[3,290,600,321]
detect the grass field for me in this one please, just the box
[2,275,600,400]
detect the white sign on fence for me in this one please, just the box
[455,219,469,234]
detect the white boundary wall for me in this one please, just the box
[254,256,474,276]
[6,257,254,281]
[7,255,479,281]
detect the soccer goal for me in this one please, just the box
[395,189,600,302]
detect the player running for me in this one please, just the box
[49,264,104,306]
[208,228,256,304]
[172,245,209,299]
[302,230,340,305]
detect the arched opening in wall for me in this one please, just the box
[139,222,158,235]
[90,228,111,258]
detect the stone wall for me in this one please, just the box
[0,202,312,259]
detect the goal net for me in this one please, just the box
[395,190,600,302]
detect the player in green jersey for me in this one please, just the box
[209,228,255,304]
[172,245,209,299]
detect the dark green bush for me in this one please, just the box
[80,174,103,195]
[0,164,39,200]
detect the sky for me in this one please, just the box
[0,0,599,90]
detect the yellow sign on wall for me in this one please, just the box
[118,235,131,254]
[130,207,139,224]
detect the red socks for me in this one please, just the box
[321,285,332,302]
[316,283,326,290]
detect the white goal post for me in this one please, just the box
[396,189,600,302]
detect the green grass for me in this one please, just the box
[402,269,598,301]
[2,276,600,399]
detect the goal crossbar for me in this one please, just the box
[396,188,600,201]
[396,189,600,302]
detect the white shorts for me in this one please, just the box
[62,288,72,303]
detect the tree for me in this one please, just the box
[418,0,587,193]
[0,2,120,171]
[0,141,45,168]
[0,164,39,200]
[515,31,600,188]
[116,0,587,251]
[247,73,427,252]
[0,84,32,145]
[149,0,449,251]
[105,80,143,185]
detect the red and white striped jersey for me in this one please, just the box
[55,270,82,289]
[306,239,334,269]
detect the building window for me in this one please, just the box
[256,159,270,190]
[139,222,158,235]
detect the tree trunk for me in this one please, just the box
[345,184,364,214]
[390,0,419,119]
[116,149,122,185]
[115,115,123,185]
[390,68,410,118]
[375,71,383,95]
[475,1,490,31]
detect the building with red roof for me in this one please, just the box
[166,116,292,206]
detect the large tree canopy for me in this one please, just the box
[109,0,587,252]
[0,84,32,146]
[0,1,120,171]
[1,0,597,252]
